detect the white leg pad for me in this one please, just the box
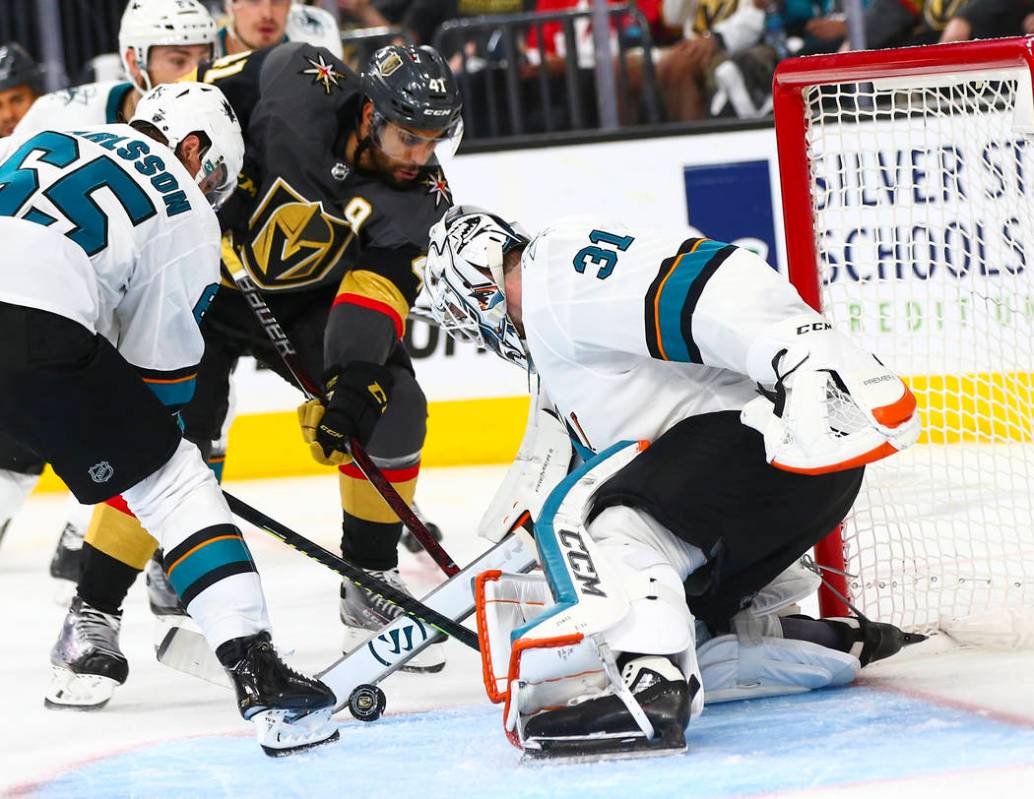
[699,633,859,704]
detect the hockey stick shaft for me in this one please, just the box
[230,268,460,577]
[223,490,479,650]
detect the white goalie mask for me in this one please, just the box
[119,0,217,92]
[131,82,244,210]
[426,205,531,370]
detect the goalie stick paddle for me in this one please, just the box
[223,490,479,650]
[230,267,460,577]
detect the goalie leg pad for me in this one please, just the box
[698,633,859,704]
[477,441,703,751]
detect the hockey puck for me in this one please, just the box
[348,684,386,722]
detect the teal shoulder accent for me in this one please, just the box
[105,83,135,124]
[655,239,728,363]
[510,440,637,643]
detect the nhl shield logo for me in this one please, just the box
[88,461,114,484]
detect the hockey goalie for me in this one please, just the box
[425,206,922,760]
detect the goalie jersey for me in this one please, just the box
[520,215,824,454]
[0,124,220,409]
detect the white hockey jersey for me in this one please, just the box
[519,215,824,455]
[13,81,136,137]
[0,124,221,408]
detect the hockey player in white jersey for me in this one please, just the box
[5,0,218,591]
[426,207,921,759]
[0,83,338,755]
[14,0,216,138]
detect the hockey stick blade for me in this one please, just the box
[156,625,231,688]
[319,532,537,711]
[223,490,480,650]
[229,266,460,577]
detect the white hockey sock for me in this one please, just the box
[122,439,270,649]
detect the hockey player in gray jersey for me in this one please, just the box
[425,207,921,759]
[0,83,338,755]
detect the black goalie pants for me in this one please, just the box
[591,411,864,629]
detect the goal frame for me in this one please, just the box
[772,36,1034,618]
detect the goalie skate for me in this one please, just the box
[45,597,128,711]
[520,655,694,763]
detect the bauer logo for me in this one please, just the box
[368,618,429,666]
[88,461,113,484]
[683,160,779,271]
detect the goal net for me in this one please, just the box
[773,38,1034,641]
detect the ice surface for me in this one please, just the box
[2,468,1033,798]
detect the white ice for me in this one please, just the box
[1,467,1033,798]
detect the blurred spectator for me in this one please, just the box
[216,1,343,57]
[940,0,1034,41]
[662,0,773,120]
[0,42,43,136]
[402,0,530,50]
[337,0,392,29]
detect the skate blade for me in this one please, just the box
[342,627,447,674]
[521,730,687,764]
[45,666,119,711]
[254,708,340,757]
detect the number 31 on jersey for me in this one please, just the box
[572,229,635,280]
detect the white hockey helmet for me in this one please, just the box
[131,82,244,210]
[119,0,217,92]
[426,205,531,370]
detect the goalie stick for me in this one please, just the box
[230,267,460,577]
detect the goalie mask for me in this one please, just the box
[426,205,531,370]
[131,82,244,210]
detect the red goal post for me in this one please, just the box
[772,37,1034,629]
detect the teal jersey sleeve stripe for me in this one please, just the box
[655,238,728,362]
[167,536,254,597]
[105,83,135,124]
[510,440,638,644]
[143,376,197,409]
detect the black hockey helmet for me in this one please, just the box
[0,42,43,95]
[359,44,463,164]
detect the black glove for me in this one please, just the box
[315,361,394,457]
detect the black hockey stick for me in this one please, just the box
[223,490,479,650]
[230,267,461,577]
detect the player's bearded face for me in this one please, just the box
[368,121,445,186]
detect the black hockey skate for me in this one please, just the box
[49,522,85,583]
[0,518,9,550]
[46,597,129,711]
[822,616,927,666]
[522,655,695,762]
[400,502,444,554]
[218,632,340,757]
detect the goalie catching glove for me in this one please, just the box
[741,316,920,474]
[298,362,393,465]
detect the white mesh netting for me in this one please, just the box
[802,67,1034,635]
